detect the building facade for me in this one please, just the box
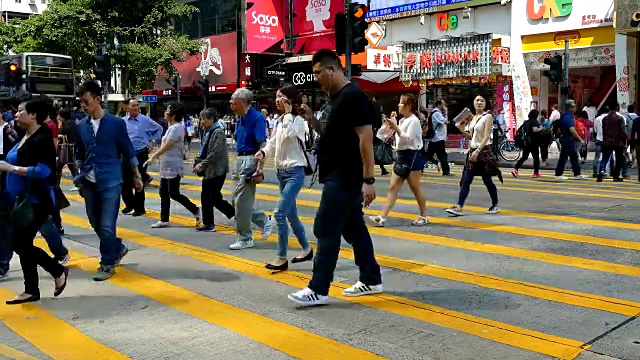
[614,0,640,108]
[1,0,49,22]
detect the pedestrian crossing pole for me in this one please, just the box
[345,0,352,79]
[561,39,570,111]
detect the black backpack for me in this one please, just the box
[514,122,529,148]
[423,111,435,139]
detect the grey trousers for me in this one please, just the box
[233,155,268,242]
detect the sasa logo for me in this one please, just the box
[310,0,327,8]
[251,11,278,27]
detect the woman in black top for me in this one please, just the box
[512,109,544,177]
[0,99,69,304]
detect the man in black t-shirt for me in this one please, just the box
[288,49,382,307]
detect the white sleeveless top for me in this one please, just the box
[466,113,492,149]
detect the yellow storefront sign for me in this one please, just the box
[522,26,615,52]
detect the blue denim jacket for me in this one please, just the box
[75,112,138,191]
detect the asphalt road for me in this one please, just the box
[1,161,640,359]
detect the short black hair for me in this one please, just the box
[78,80,103,98]
[166,101,186,123]
[312,49,342,70]
[58,108,71,120]
[434,99,445,107]
[23,99,49,125]
[126,97,138,105]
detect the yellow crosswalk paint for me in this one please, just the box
[132,194,640,317]
[0,289,129,360]
[0,344,39,360]
[31,240,384,360]
[58,208,587,359]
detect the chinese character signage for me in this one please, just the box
[366,47,401,71]
[245,0,285,54]
[367,0,500,21]
[400,34,492,81]
[492,46,510,65]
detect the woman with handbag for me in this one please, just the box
[0,99,68,304]
[254,85,311,271]
[446,95,501,217]
[369,93,428,227]
[144,102,200,228]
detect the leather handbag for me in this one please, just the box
[10,180,34,227]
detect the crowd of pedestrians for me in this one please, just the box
[1,48,639,308]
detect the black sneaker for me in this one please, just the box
[121,207,133,215]
[115,244,129,265]
[196,224,216,232]
[131,210,146,217]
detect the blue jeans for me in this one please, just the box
[275,166,308,258]
[83,182,123,266]
[0,217,68,273]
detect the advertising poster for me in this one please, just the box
[245,0,286,54]
[291,0,343,54]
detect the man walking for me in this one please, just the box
[288,49,382,306]
[121,98,163,217]
[554,100,588,180]
[75,81,142,281]
[229,88,272,250]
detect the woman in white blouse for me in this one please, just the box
[370,93,428,227]
[254,85,312,272]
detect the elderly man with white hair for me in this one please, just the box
[228,88,272,250]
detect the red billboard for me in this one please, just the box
[246,0,286,54]
[292,0,343,54]
[155,32,238,91]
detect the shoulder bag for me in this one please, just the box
[10,180,34,227]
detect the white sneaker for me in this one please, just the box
[368,215,387,227]
[572,175,589,180]
[229,240,254,250]
[151,221,170,228]
[262,216,273,240]
[342,281,383,297]
[70,186,79,191]
[555,176,568,180]
[487,205,500,214]
[288,287,328,306]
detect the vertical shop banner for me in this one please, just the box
[246,0,286,54]
[160,32,238,90]
[292,0,343,54]
[495,79,515,139]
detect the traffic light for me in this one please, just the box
[335,12,346,56]
[543,55,563,84]
[172,76,180,93]
[92,54,111,82]
[7,63,22,88]
[350,3,369,54]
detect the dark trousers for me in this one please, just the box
[56,161,78,182]
[457,168,498,208]
[201,175,235,226]
[160,176,199,222]
[600,145,625,179]
[13,205,65,296]
[424,140,450,175]
[555,135,581,176]
[122,148,150,212]
[515,144,540,174]
[308,180,382,296]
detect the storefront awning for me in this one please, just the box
[357,71,399,84]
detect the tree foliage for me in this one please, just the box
[3,0,200,95]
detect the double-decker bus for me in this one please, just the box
[0,52,75,103]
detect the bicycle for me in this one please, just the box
[492,130,522,162]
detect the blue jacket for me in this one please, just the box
[75,112,138,191]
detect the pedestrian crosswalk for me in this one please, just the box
[2,168,640,359]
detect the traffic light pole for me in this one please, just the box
[562,39,570,111]
[176,75,181,103]
[345,0,352,79]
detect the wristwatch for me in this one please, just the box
[11,166,19,173]
[363,177,375,185]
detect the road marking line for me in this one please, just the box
[0,344,39,360]
[122,193,640,317]
[0,289,129,360]
[58,212,586,359]
[32,241,383,360]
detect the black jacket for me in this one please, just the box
[15,124,57,214]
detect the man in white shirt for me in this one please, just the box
[424,100,451,176]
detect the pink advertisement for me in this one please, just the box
[246,1,286,54]
[292,0,343,54]
[496,81,515,139]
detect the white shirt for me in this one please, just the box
[377,114,423,150]
[86,118,101,183]
[583,106,597,121]
[466,114,492,149]
[594,114,605,142]
[262,114,307,169]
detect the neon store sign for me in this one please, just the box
[527,0,573,21]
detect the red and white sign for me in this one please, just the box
[365,22,385,48]
[245,0,285,54]
[366,47,400,71]
[291,0,343,54]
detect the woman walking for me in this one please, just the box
[0,99,68,304]
[145,102,201,228]
[511,110,544,177]
[255,85,311,271]
[446,95,502,216]
[369,93,428,226]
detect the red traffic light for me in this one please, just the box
[352,4,368,19]
[8,63,18,72]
